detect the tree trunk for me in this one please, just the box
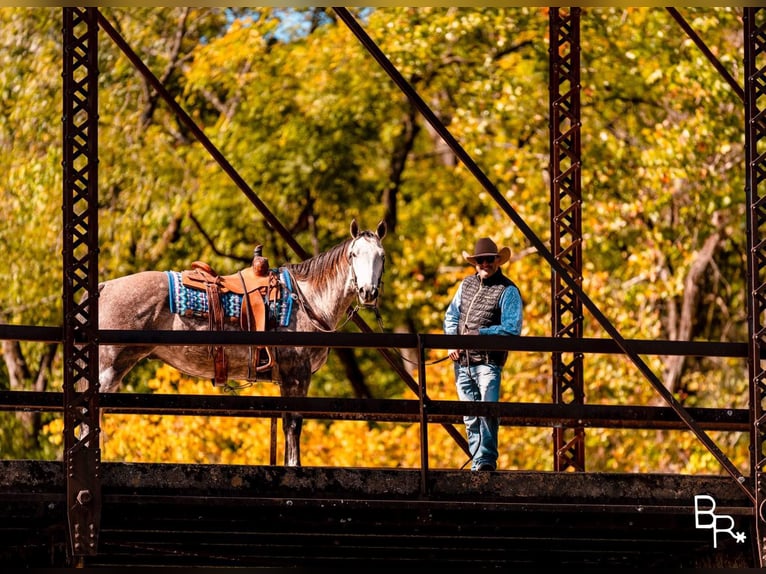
[661,216,724,397]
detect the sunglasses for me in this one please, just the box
[474,256,496,265]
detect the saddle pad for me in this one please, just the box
[166,269,295,326]
[166,271,242,318]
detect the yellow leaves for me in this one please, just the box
[101,366,282,465]
[585,429,748,475]
[301,421,415,467]
[37,351,749,476]
[645,68,663,85]
[96,362,556,470]
[42,417,64,447]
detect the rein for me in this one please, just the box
[356,300,451,368]
[284,267,336,333]
[395,348,452,367]
[345,239,450,366]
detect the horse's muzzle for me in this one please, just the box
[358,285,379,304]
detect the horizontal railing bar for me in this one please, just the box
[423,334,748,358]
[0,324,749,358]
[0,325,62,342]
[0,391,748,431]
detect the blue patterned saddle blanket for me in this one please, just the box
[165,269,294,326]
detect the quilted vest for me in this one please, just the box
[459,272,516,366]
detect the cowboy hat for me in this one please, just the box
[463,237,511,266]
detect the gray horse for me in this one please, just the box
[90,219,386,466]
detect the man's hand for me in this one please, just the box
[449,329,479,361]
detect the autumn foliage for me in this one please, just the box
[0,7,753,475]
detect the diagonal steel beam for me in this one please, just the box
[667,7,744,103]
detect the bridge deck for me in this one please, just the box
[0,460,754,568]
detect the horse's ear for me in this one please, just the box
[376,220,387,240]
[350,218,359,238]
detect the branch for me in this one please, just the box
[661,212,726,396]
[188,211,252,266]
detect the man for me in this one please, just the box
[443,237,523,471]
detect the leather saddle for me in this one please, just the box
[180,246,280,386]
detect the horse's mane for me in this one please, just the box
[285,231,379,284]
[285,237,353,282]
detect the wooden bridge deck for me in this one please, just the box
[0,460,754,568]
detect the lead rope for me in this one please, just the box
[377,313,451,368]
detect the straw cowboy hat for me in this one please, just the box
[463,237,511,265]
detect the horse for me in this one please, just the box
[88,219,387,466]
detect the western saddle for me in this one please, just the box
[180,246,280,386]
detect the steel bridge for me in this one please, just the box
[0,6,765,568]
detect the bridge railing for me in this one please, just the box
[0,324,750,481]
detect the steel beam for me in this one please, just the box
[62,7,101,564]
[549,7,585,472]
[744,6,766,568]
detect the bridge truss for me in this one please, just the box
[0,6,764,568]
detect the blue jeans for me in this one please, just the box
[454,361,501,470]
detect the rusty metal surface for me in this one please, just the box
[549,6,585,472]
[744,6,766,566]
[62,6,101,561]
[0,460,753,568]
[0,322,752,356]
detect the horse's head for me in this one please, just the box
[348,219,387,307]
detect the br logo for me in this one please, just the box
[694,494,747,548]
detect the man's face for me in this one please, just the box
[474,255,499,280]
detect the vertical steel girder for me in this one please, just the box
[62,7,101,563]
[549,8,585,472]
[745,7,766,567]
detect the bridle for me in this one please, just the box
[287,234,385,333]
[345,235,453,363]
[347,232,385,310]
[288,239,449,366]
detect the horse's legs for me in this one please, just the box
[282,412,303,467]
[278,361,311,467]
[98,345,154,393]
